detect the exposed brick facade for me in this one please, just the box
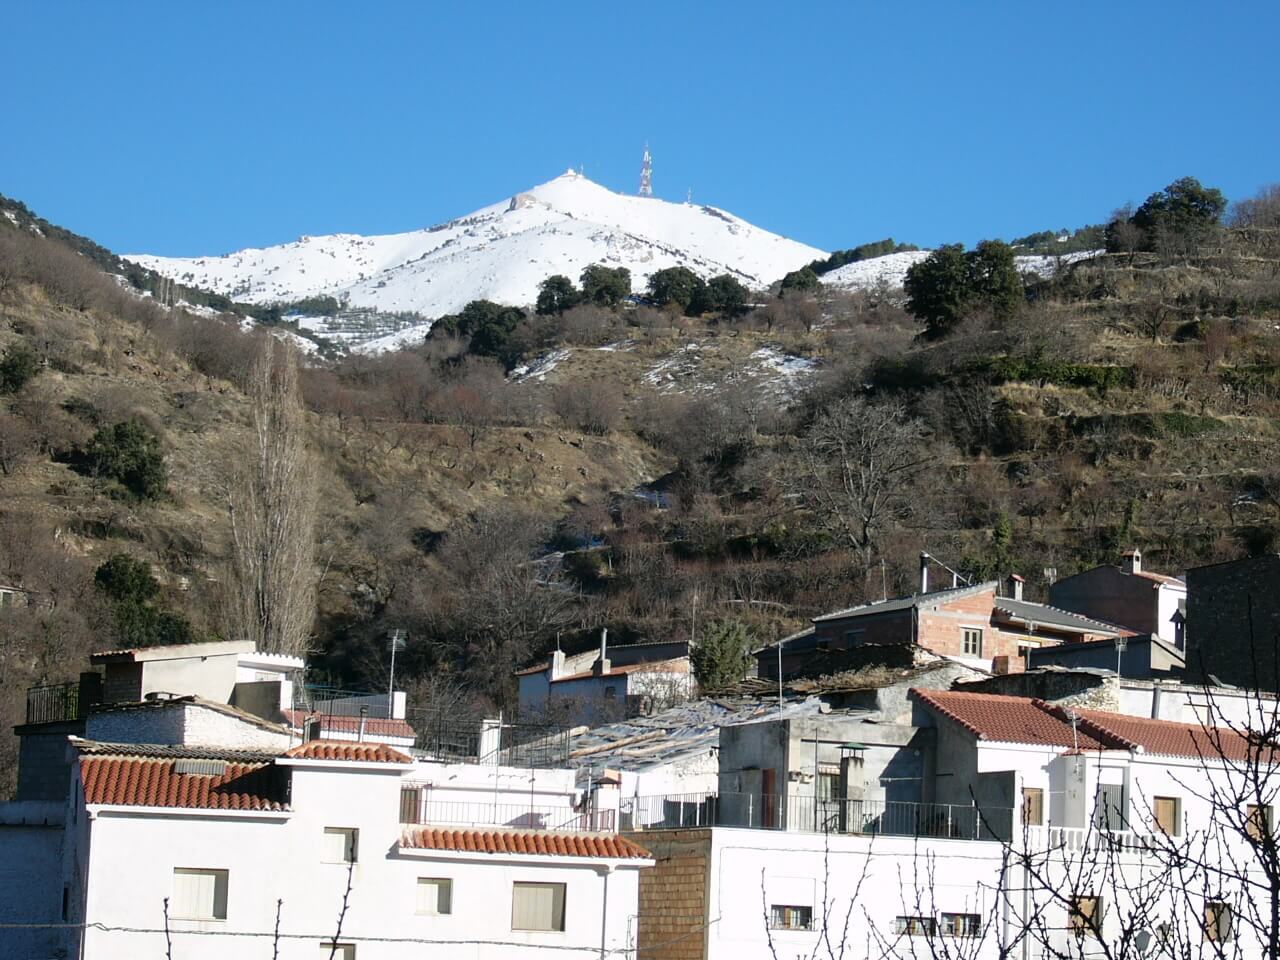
[1187,554,1280,689]
[625,828,712,960]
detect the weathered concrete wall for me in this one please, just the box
[0,802,71,960]
[625,828,711,960]
[1187,554,1280,689]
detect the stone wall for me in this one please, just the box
[957,670,1120,711]
[625,828,711,960]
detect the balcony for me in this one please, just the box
[25,682,91,725]
[622,792,1013,842]
[400,788,615,832]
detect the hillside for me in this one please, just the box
[126,170,825,334]
[3,178,1280,795]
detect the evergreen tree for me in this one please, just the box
[580,264,631,308]
[691,619,756,692]
[779,266,821,294]
[535,275,580,315]
[646,267,705,310]
[969,240,1024,321]
[93,554,195,649]
[81,418,168,501]
[692,274,750,317]
[903,244,973,338]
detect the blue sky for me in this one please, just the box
[3,1,1277,256]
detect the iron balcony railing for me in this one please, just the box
[26,682,86,724]
[399,789,615,832]
[622,792,1014,841]
[407,711,571,768]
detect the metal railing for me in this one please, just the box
[1027,825,1160,856]
[407,711,571,768]
[299,685,393,719]
[400,790,615,832]
[26,682,85,724]
[623,792,1013,841]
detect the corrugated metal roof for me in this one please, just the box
[811,583,994,622]
[993,598,1130,635]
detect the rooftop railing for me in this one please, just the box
[399,788,615,832]
[622,792,1013,842]
[25,682,87,725]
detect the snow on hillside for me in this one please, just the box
[126,171,825,333]
[821,249,1103,292]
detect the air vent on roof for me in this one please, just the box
[173,759,228,777]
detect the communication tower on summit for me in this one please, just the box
[638,145,653,197]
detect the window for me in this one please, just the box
[1093,783,1127,830]
[842,629,865,648]
[895,916,937,936]
[0,589,13,608]
[1022,787,1044,826]
[961,628,983,657]
[817,771,840,801]
[603,686,616,699]
[171,868,228,921]
[770,905,813,930]
[1247,804,1274,841]
[1069,896,1102,938]
[322,827,359,864]
[320,944,355,959]
[400,787,423,824]
[941,913,982,937]
[417,878,453,916]
[1153,796,1181,836]
[512,882,566,932]
[1205,901,1234,942]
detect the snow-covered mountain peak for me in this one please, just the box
[125,171,825,323]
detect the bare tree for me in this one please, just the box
[788,395,933,579]
[224,337,318,656]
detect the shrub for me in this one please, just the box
[93,553,195,648]
[93,554,160,604]
[0,344,40,394]
[81,418,168,500]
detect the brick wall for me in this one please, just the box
[625,829,712,960]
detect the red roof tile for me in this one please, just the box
[913,690,1118,749]
[283,740,412,763]
[912,689,1261,760]
[281,710,416,739]
[400,826,651,860]
[81,756,288,811]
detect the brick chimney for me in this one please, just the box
[1122,548,1142,575]
[1005,574,1024,602]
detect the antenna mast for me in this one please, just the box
[638,144,653,197]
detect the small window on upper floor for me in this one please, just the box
[1205,901,1234,942]
[512,881,566,932]
[1248,804,1274,842]
[1022,787,1044,827]
[941,913,982,937]
[417,877,453,915]
[895,916,937,937]
[1153,796,1181,836]
[770,904,813,930]
[171,868,228,921]
[320,943,355,960]
[1069,895,1103,939]
[322,827,359,864]
[962,628,983,657]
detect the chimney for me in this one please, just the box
[550,649,566,681]
[593,628,611,677]
[919,553,930,594]
[358,705,368,743]
[1122,548,1142,575]
[1005,573,1025,602]
[992,655,1013,675]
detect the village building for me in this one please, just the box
[1049,547,1187,647]
[1186,552,1280,690]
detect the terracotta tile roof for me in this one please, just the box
[400,826,651,860]
[80,754,288,811]
[912,689,1261,760]
[281,710,416,740]
[283,739,412,763]
[911,690,1118,749]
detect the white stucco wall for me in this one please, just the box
[75,761,647,959]
[86,702,292,752]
